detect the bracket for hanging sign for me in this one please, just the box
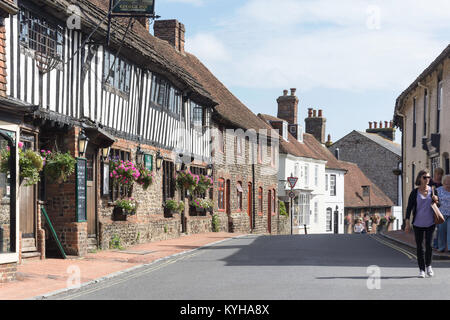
[107,0,160,45]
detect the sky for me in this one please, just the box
[153,0,450,144]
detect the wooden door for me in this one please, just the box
[334,211,339,234]
[19,134,36,251]
[247,183,252,229]
[86,151,96,237]
[226,179,231,215]
[267,190,272,234]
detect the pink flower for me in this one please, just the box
[18,142,24,149]
[110,173,113,178]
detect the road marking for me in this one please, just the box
[369,235,416,260]
[61,250,203,300]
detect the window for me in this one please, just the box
[330,175,336,196]
[437,81,443,133]
[271,189,276,214]
[314,202,318,223]
[258,187,263,215]
[412,163,416,192]
[325,174,328,191]
[326,208,332,232]
[236,136,243,156]
[298,194,310,226]
[109,149,131,201]
[413,98,417,148]
[294,163,299,179]
[162,161,175,202]
[218,179,225,211]
[103,50,132,93]
[431,157,440,178]
[423,89,428,136]
[314,165,318,187]
[19,7,64,60]
[304,164,309,187]
[237,182,243,211]
[190,101,203,127]
[150,75,181,114]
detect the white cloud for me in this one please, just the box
[186,0,450,92]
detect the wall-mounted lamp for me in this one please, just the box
[206,164,213,177]
[78,130,89,157]
[155,151,163,170]
[101,146,111,161]
[136,147,145,165]
[175,156,183,172]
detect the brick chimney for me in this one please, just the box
[305,108,326,144]
[154,19,185,54]
[277,88,299,125]
[366,120,396,141]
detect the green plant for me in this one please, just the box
[1,144,44,186]
[164,225,168,233]
[195,175,214,194]
[191,198,213,210]
[114,198,137,214]
[43,150,76,184]
[110,159,140,188]
[176,169,199,192]
[136,165,154,190]
[212,214,220,232]
[389,216,396,223]
[164,200,184,213]
[279,201,288,216]
[110,234,124,250]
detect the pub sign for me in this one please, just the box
[112,0,155,14]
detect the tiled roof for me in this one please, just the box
[356,131,401,156]
[339,161,394,209]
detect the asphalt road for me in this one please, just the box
[49,234,450,300]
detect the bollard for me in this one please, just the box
[304,224,307,235]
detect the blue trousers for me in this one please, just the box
[437,216,450,251]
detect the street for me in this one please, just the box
[49,234,450,300]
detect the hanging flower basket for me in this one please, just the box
[136,165,155,191]
[113,198,137,221]
[176,169,199,193]
[42,150,76,184]
[195,175,214,194]
[110,160,140,189]
[164,199,184,217]
[0,143,44,186]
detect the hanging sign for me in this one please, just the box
[112,0,155,14]
[144,154,153,171]
[287,177,298,189]
[76,158,87,222]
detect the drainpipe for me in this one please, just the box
[418,81,431,170]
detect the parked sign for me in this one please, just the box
[112,0,155,14]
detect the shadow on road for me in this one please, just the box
[316,276,418,280]
[210,234,419,268]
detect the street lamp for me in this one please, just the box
[136,147,145,165]
[101,146,111,162]
[175,155,183,172]
[155,151,163,170]
[78,131,89,157]
[206,164,213,176]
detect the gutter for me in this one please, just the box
[0,0,19,15]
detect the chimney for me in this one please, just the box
[369,122,373,129]
[305,108,326,144]
[154,19,185,54]
[277,89,299,125]
[366,120,396,141]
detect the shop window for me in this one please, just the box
[237,181,243,211]
[109,149,131,201]
[218,179,225,211]
[162,160,175,202]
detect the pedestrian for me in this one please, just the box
[436,175,450,252]
[405,169,439,278]
[354,219,366,234]
[430,168,444,249]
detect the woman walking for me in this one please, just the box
[405,170,439,278]
[437,175,450,252]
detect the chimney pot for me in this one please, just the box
[318,110,323,118]
[385,121,388,128]
[308,108,313,118]
[290,88,296,96]
[283,90,288,96]
[379,121,382,128]
[390,121,393,128]
[313,110,317,118]
[369,122,373,129]
[374,122,378,129]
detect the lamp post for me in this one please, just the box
[101,146,111,162]
[78,131,89,157]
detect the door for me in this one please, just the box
[19,133,36,252]
[267,190,272,234]
[334,211,339,234]
[226,179,231,215]
[85,149,96,237]
[247,183,252,229]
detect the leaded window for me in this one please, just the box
[151,75,181,114]
[103,50,132,93]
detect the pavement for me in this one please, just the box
[381,230,450,260]
[0,232,244,300]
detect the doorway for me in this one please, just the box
[19,133,37,253]
[85,146,97,239]
[334,211,339,234]
[247,182,252,230]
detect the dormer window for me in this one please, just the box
[190,101,203,127]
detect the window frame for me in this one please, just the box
[330,174,336,196]
[162,160,176,203]
[103,49,132,95]
[237,181,243,212]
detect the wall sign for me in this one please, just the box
[102,162,110,196]
[144,154,153,171]
[112,0,155,14]
[76,158,87,222]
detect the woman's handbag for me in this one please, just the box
[431,186,445,225]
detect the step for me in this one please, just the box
[21,251,40,260]
[87,238,97,252]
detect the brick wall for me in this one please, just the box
[0,262,16,282]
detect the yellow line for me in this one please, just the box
[62,251,203,300]
[370,235,416,260]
